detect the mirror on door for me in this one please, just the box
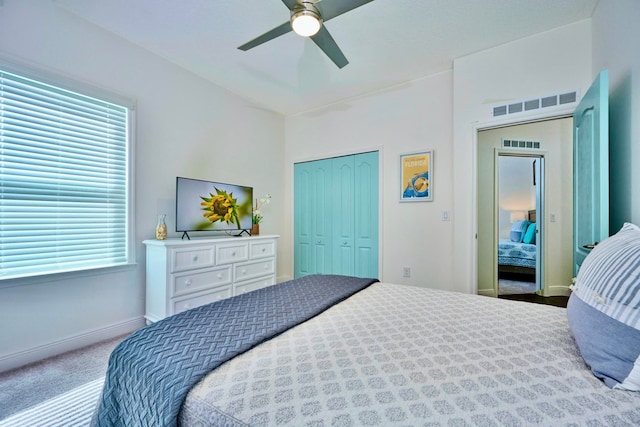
[497,155,539,296]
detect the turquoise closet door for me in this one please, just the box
[294,151,379,279]
[354,151,379,278]
[332,155,356,275]
[294,159,332,277]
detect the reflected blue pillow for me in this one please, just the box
[523,222,536,244]
[510,220,529,242]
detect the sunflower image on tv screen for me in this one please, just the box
[201,188,242,229]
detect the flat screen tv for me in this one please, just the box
[176,177,253,238]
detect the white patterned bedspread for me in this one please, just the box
[179,283,640,426]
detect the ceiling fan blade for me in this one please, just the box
[280,0,297,10]
[310,26,348,68]
[238,22,292,51]
[317,0,375,21]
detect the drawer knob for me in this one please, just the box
[232,251,236,256]
[261,248,266,252]
[217,274,222,279]
[241,269,247,275]
[193,255,199,261]
[184,303,191,309]
[185,279,192,286]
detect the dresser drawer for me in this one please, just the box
[171,246,215,272]
[171,266,232,297]
[235,276,276,295]
[144,235,279,323]
[250,240,276,259]
[216,242,249,265]
[234,258,275,282]
[172,286,232,315]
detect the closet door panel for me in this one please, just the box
[313,160,333,274]
[354,151,379,278]
[294,162,313,277]
[294,159,333,277]
[332,156,355,276]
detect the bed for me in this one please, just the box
[498,209,537,278]
[93,268,640,426]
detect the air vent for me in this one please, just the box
[492,90,579,118]
[502,139,541,149]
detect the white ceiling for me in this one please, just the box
[53,0,598,115]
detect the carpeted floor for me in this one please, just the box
[0,377,105,427]
[0,334,128,422]
[498,278,536,295]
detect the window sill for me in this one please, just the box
[0,262,138,290]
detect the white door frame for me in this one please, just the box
[493,150,547,296]
[471,109,574,294]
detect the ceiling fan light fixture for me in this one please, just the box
[291,2,322,37]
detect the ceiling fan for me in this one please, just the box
[238,0,375,69]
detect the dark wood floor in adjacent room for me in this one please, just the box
[499,293,569,308]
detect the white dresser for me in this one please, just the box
[143,235,279,323]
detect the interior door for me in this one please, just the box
[573,70,609,275]
[332,155,355,275]
[294,159,332,277]
[353,151,379,277]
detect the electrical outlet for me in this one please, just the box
[403,267,411,278]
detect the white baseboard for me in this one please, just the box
[0,317,145,373]
[477,289,496,297]
[543,284,571,297]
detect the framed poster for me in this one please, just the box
[400,150,433,202]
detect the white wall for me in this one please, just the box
[284,72,454,289]
[0,0,285,372]
[452,20,593,294]
[592,0,640,232]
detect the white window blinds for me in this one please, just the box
[0,69,130,280]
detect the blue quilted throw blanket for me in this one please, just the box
[92,274,377,427]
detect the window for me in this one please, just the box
[0,67,132,281]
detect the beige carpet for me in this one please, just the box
[0,378,104,427]
[498,278,536,295]
[0,334,127,421]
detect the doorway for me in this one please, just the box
[476,118,574,298]
[496,154,543,296]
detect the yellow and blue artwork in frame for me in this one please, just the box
[400,150,433,202]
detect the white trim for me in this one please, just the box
[0,317,144,373]
[0,262,137,290]
[493,149,548,297]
